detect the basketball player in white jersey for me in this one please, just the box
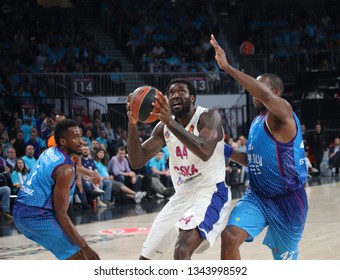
[127,78,231,259]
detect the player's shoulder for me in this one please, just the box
[199,107,222,123]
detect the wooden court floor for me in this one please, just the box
[0,177,339,260]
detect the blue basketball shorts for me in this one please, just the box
[227,188,308,260]
[13,201,81,260]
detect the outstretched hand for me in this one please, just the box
[210,34,229,70]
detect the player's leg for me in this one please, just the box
[220,225,248,259]
[263,188,308,260]
[222,194,267,260]
[140,199,179,259]
[13,203,81,259]
[174,228,204,259]
[174,182,232,259]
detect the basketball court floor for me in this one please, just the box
[0,176,339,260]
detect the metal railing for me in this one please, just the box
[17,72,241,98]
[240,50,340,81]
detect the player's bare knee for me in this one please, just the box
[221,228,239,250]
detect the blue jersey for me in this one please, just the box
[228,112,308,259]
[247,112,308,197]
[16,146,76,210]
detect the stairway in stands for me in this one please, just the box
[85,17,145,95]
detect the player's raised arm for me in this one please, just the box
[210,34,296,142]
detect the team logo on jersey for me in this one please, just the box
[164,130,170,140]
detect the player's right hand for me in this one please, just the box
[126,92,138,125]
[81,245,100,260]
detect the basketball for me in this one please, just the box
[129,85,162,124]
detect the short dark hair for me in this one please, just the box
[258,73,284,94]
[117,146,125,152]
[165,78,197,103]
[54,119,79,147]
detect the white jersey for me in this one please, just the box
[163,106,226,193]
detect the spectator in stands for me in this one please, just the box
[1,131,11,157]
[146,149,172,189]
[0,77,8,96]
[206,65,221,93]
[109,146,142,194]
[92,109,102,123]
[239,36,255,55]
[82,129,94,148]
[40,118,54,141]
[5,147,17,173]
[0,158,12,220]
[35,112,46,135]
[97,48,111,65]
[20,118,33,142]
[0,144,7,168]
[8,111,20,130]
[329,137,340,176]
[96,129,108,149]
[10,158,27,195]
[91,118,104,139]
[22,145,37,173]
[8,118,22,140]
[110,66,126,96]
[152,42,165,58]
[301,124,310,150]
[90,140,100,159]
[114,129,128,149]
[178,56,189,72]
[94,147,145,204]
[79,145,111,208]
[310,123,328,175]
[25,128,45,159]
[0,122,5,138]
[23,108,36,128]
[104,121,117,144]
[12,131,26,158]
[74,113,87,135]
[225,141,242,188]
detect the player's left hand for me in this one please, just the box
[210,34,229,70]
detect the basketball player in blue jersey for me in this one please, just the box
[127,78,232,260]
[211,34,308,260]
[13,119,101,260]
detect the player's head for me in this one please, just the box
[166,78,196,119]
[255,73,284,112]
[54,119,83,155]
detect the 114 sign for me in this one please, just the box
[73,78,94,93]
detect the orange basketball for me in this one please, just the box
[129,85,161,124]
